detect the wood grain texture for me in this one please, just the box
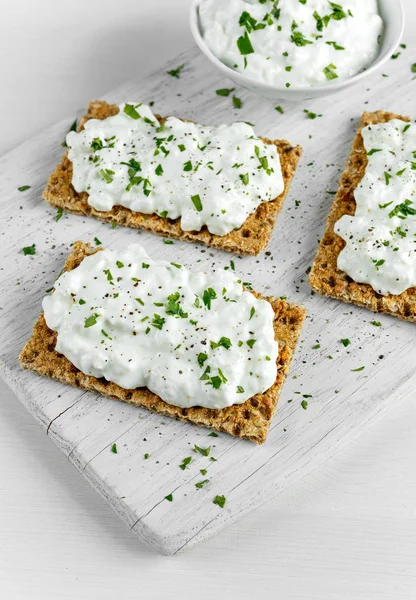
[1,45,416,556]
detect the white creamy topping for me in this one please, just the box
[335,120,416,296]
[199,0,383,87]
[42,245,279,409]
[67,103,283,236]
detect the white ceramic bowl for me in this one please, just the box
[190,0,405,102]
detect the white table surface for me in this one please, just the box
[1,1,415,598]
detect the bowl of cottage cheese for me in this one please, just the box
[190,0,405,100]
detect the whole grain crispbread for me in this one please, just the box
[19,241,306,444]
[309,110,416,323]
[43,101,302,256]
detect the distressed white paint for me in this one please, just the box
[1,36,416,557]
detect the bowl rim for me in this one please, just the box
[190,0,405,95]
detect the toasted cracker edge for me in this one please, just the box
[309,110,416,323]
[19,241,306,444]
[43,101,302,256]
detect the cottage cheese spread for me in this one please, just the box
[42,245,279,409]
[335,120,416,296]
[67,103,283,236]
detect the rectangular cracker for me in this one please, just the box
[43,101,302,256]
[309,110,416,323]
[19,241,306,444]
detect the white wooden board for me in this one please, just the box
[0,47,415,556]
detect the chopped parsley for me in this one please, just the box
[111,443,117,454]
[94,236,102,245]
[237,31,255,55]
[202,287,217,309]
[84,313,99,328]
[195,480,209,489]
[22,244,36,255]
[304,109,322,119]
[232,96,242,109]
[151,314,166,330]
[123,103,141,119]
[167,64,184,78]
[216,88,235,96]
[179,457,192,471]
[213,495,226,508]
[165,494,173,502]
[323,63,338,80]
[340,338,351,347]
[18,185,31,192]
[194,444,211,456]
[210,337,232,350]
[191,194,203,212]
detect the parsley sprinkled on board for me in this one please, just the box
[340,338,351,347]
[367,148,382,156]
[216,88,235,96]
[240,172,249,185]
[165,494,173,502]
[232,95,242,109]
[246,339,256,348]
[144,453,149,460]
[301,400,308,410]
[56,208,64,222]
[304,109,322,119]
[167,64,185,78]
[111,443,117,454]
[200,469,207,475]
[22,244,36,255]
[275,105,284,114]
[195,480,209,489]
[163,239,174,244]
[18,185,31,192]
[194,444,211,457]
[208,432,219,437]
[213,495,226,508]
[249,306,256,320]
[179,457,192,471]
[351,366,365,372]
[94,237,102,245]
[236,386,245,394]
[371,321,382,326]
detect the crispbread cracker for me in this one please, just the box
[19,242,306,444]
[43,101,302,256]
[309,110,416,323]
